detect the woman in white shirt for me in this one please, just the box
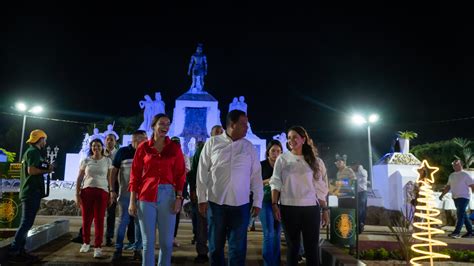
[75,138,113,258]
[270,126,329,266]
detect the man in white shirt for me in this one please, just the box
[350,161,368,234]
[439,159,474,238]
[197,110,263,265]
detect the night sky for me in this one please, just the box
[1,3,473,175]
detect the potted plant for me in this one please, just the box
[397,131,418,154]
[452,138,474,175]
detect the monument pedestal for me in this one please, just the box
[372,152,421,211]
[167,92,221,155]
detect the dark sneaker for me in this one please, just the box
[194,254,209,263]
[461,232,474,238]
[112,250,122,262]
[133,250,142,261]
[448,233,461,239]
[106,238,113,247]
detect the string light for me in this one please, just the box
[410,160,450,266]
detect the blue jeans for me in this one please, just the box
[116,196,142,250]
[208,201,250,266]
[358,191,367,233]
[453,197,472,234]
[138,185,176,266]
[10,193,42,253]
[259,201,281,266]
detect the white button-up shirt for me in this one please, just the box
[197,133,263,208]
[270,152,329,206]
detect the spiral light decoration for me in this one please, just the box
[410,160,450,266]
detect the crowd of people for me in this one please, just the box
[8,109,474,266]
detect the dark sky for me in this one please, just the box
[1,3,473,169]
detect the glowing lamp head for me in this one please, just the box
[29,106,43,114]
[15,102,27,112]
[351,114,367,125]
[368,114,379,123]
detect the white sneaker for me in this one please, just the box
[79,243,90,253]
[93,248,103,258]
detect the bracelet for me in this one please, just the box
[321,207,329,211]
[176,195,184,200]
[272,203,278,206]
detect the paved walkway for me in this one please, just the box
[6,216,474,265]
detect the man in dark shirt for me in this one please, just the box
[9,129,53,262]
[110,130,147,261]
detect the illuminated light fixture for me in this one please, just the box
[410,160,450,266]
[29,105,43,114]
[351,114,366,125]
[15,102,27,112]
[368,114,379,123]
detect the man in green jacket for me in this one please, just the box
[9,129,53,262]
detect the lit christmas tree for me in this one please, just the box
[410,160,450,266]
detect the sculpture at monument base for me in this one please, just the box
[138,92,166,136]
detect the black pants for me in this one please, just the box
[281,205,320,266]
[127,216,135,242]
[106,201,117,240]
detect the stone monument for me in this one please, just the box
[167,43,221,155]
[371,152,422,210]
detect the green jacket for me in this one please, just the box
[20,145,45,200]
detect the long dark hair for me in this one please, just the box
[265,139,283,158]
[150,113,170,138]
[88,138,104,156]
[287,126,320,178]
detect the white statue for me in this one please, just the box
[139,92,165,133]
[80,133,90,160]
[238,96,247,114]
[273,132,288,152]
[187,43,208,93]
[229,97,239,112]
[89,128,105,144]
[187,137,196,157]
[153,92,165,115]
[139,94,154,132]
[228,96,247,114]
[102,124,119,140]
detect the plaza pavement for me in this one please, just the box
[5,215,474,265]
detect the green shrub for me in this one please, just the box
[375,248,390,260]
[361,249,375,260]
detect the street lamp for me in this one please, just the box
[351,113,379,186]
[14,102,44,162]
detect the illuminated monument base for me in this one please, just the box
[371,152,421,211]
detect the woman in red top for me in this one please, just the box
[128,113,186,266]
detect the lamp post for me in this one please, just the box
[14,102,43,162]
[351,113,379,186]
